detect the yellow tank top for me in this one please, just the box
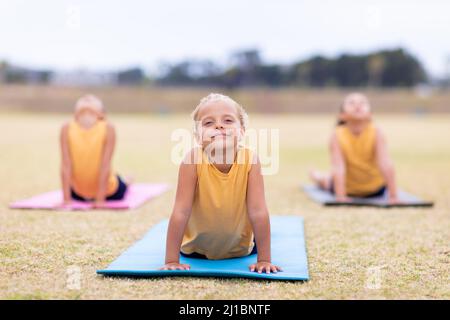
[336,123,385,196]
[67,120,118,199]
[181,147,255,260]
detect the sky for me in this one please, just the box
[1,0,449,77]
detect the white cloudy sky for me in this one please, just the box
[1,0,449,77]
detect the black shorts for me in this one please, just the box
[329,181,386,198]
[70,175,128,202]
[180,239,258,260]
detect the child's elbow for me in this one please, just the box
[332,165,345,177]
[172,207,192,220]
[60,162,71,174]
[386,163,395,176]
[247,207,268,221]
[379,160,395,174]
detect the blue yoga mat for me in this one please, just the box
[97,216,309,281]
[303,185,433,208]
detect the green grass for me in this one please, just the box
[0,112,449,299]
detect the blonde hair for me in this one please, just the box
[191,93,249,136]
[75,94,104,114]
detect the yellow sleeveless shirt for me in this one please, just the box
[181,147,255,260]
[336,123,385,196]
[68,120,118,199]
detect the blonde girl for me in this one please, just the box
[161,93,282,274]
[310,92,400,204]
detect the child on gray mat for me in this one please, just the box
[160,93,282,274]
[309,92,401,204]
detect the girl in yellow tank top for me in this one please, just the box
[60,95,128,208]
[161,93,282,274]
[310,92,400,203]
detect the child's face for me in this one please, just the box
[75,107,102,129]
[196,100,243,153]
[341,93,371,122]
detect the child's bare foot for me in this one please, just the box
[309,169,331,190]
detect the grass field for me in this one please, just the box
[0,112,449,299]
[1,84,450,113]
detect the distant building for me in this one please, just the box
[49,70,118,86]
[49,67,145,86]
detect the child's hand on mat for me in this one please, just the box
[159,262,191,271]
[59,200,72,208]
[388,196,403,205]
[335,195,351,203]
[249,261,282,274]
[93,201,107,208]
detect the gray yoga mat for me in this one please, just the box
[303,185,433,208]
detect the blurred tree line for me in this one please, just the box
[156,48,427,88]
[0,48,428,87]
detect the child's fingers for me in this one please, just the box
[263,265,271,274]
[250,264,284,273]
[175,264,190,270]
[160,264,191,270]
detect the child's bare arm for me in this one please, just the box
[246,155,282,274]
[161,152,197,270]
[60,123,72,204]
[375,128,399,201]
[330,133,348,201]
[96,123,116,205]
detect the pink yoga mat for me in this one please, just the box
[9,183,170,211]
